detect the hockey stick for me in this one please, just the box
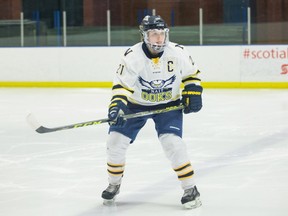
[27,104,185,134]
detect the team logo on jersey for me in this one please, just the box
[138,75,176,102]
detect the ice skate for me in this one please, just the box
[181,185,202,209]
[102,184,121,205]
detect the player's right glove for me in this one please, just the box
[181,84,203,114]
[108,100,129,127]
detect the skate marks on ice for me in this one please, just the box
[1,88,288,216]
[76,128,288,216]
[196,128,288,176]
[78,200,202,216]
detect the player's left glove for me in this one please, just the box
[181,84,203,114]
[108,100,129,127]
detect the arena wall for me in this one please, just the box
[0,45,287,88]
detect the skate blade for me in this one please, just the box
[183,197,202,209]
[103,198,116,206]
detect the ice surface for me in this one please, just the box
[0,88,287,216]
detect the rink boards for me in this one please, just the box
[0,45,287,88]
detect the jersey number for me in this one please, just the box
[116,64,124,75]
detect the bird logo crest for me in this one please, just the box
[138,75,176,89]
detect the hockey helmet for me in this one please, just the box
[139,15,169,53]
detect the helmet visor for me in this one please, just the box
[144,28,169,53]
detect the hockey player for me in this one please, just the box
[102,15,203,209]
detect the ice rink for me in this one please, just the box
[0,88,287,216]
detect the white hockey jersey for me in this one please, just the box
[112,42,201,106]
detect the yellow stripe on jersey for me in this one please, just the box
[112,84,134,102]
[110,97,128,105]
[112,84,134,94]
[182,70,201,86]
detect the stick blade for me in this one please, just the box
[26,113,41,131]
[26,113,50,133]
[26,113,73,134]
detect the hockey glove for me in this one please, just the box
[181,84,203,114]
[108,100,129,127]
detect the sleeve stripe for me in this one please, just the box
[182,70,201,83]
[112,84,134,94]
[182,77,201,83]
[111,95,128,102]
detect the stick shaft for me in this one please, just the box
[27,104,184,134]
